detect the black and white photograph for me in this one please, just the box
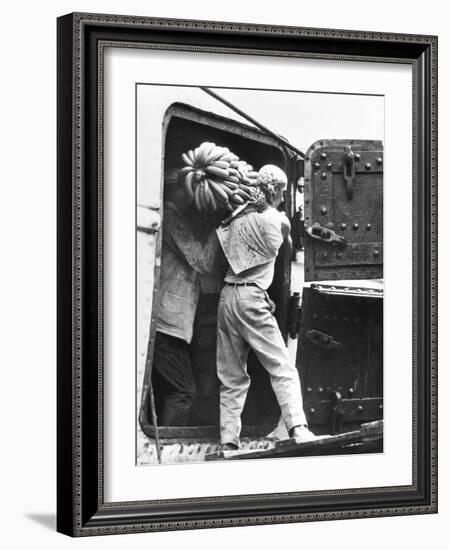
[136,84,384,465]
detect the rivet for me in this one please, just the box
[373,249,379,257]
[318,387,324,393]
[348,388,354,395]
[353,223,359,230]
[326,222,334,229]
[321,171,327,180]
[365,162,372,170]
[336,252,343,259]
[309,408,316,414]
[340,223,347,230]
[376,157,383,165]
[366,223,372,230]
[306,386,313,393]
[354,153,360,161]
[320,152,327,160]
[321,252,328,260]
[379,404,383,410]
[357,405,363,412]
[312,313,318,320]
[327,162,333,169]
[321,206,328,215]
[313,162,320,170]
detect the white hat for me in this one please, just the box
[257,165,288,201]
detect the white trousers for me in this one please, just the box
[216,284,307,446]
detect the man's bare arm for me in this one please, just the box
[280,214,293,256]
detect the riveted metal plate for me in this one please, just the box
[304,139,383,281]
[305,397,383,425]
[297,285,383,430]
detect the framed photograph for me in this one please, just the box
[57,12,438,536]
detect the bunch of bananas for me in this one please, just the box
[179,142,259,213]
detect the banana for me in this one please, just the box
[212,160,231,170]
[221,180,239,190]
[247,171,259,179]
[206,182,218,210]
[228,168,240,178]
[183,171,194,202]
[207,147,227,163]
[202,180,211,208]
[236,189,251,201]
[182,152,194,167]
[220,153,239,162]
[204,180,217,211]
[202,183,209,211]
[202,142,216,163]
[193,146,201,163]
[219,183,235,197]
[208,179,229,202]
[187,149,196,164]
[231,193,244,205]
[179,165,194,175]
[197,142,213,164]
[238,182,253,193]
[205,165,229,179]
[195,144,205,164]
[199,181,207,211]
[226,175,240,184]
[230,160,240,169]
[194,183,202,211]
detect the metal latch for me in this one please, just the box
[306,223,346,246]
[343,146,356,200]
[305,329,342,350]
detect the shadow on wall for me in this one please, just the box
[25,513,55,531]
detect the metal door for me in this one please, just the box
[297,284,383,435]
[303,139,383,282]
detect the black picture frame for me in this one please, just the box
[57,12,438,537]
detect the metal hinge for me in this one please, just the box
[343,145,356,200]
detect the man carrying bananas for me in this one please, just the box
[215,164,315,450]
[152,168,221,426]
